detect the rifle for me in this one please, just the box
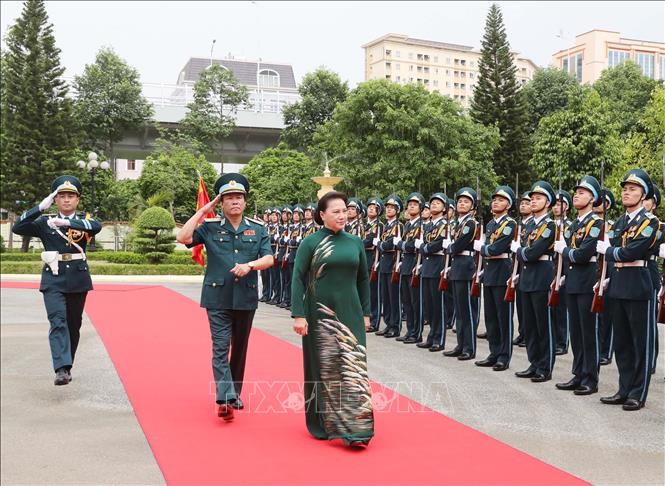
[411,218,423,288]
[391,221,402,284]
[439,183,452,291]
[471,177,483,298]
[270,223,279,266]
[504,174,520,302]
[370,220,382,283]
[549,169,564,307]
[279,223,289,269]
[591,162,607,313]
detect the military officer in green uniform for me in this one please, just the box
[177,173,273,421]
[12,176,102,386]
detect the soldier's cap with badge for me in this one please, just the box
[367,197,384,215]
[423,201,430,209]
[406,192,426,209]
[491,185,516,208]
[305,202,316,212]
[213,173,250,196]
[384,194,403,212]
[270,206,281,214]
[594,188,615,209]
[360,202,367,217]
[263,208,271,215]
[347,198,362,210]
[574,175,601,204]
[51,175,82,196]
[455,187,477,208]
[293,204,305,214]
[555,190,572,208]
[620,168,653,197]
[520,191,531,202]
[529,181,555,205]
[281,204,293,214]
[429,192,447,206]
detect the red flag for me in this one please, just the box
[191,176,216,266]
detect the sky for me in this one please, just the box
[1,1,663,88]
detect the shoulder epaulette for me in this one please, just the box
[245,217,264,226]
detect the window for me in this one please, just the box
[126,159,136,171]
[396,63,400,70]
[409,65,414,71]
[446,69,450,76]
[460,71,466,77]
[424,55,430,61]
[386,62,391,69]
[636,52,655,78]
[454,71,459,77]
[460,95,465,100]
[409,77,413,82]
[417,66,423,72]
[608,49,630,68]
[433,79,438,87]
[446,81,451,87]
[454,82,459,88]
[396,75,401,82]
[386,75,391,79]
[258,69,279,88]
[454,58,459,65]
[469,72,474,78]
[461,83,466,89]
[435,68,439,74]
[417,53,423,60]
[562,57,569,73]
[424,67,430,73]
[661,56,665,80]
[461,59,466,66]
[386,49,392,56]
[424,79,430,85]
[417,78,422,84]
[396,50,401,58]
[575,53,583,81]
[454,94,459,99]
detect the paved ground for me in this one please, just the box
[2,277,664,485]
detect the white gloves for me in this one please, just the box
[473,240,483,252]
[372,237,380,247]
[282,236,289,244]
[393,236,402,246]
[558,275,566,287]
[47,217,71,229]
[442,238,452,249]
[554,239,567,254]
[593,278,610,292]
[508,274,519,286]
[415,238,423,249]
[510,240,521,254]
[39,190,59,211]
[296,236,302,243]
[395,262,402,272]
[660,243,665,259]
[596,239,610,255]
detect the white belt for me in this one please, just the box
[433,251,446,256]
[58,253,86,261]
[486,253,509,260]
[455,251,473,257]
[615,260,647,268]
[538,255,553,261]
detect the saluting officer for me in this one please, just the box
[511,181,557,383]
[473,186,517,371]
[553,190,573,355]
[375,195,404,337]
[364,197,384,333]
[554,176,603,395]
[418,193,448,350]
[643,186,662,375]
[513,192,534,347]
[593,189,616,365]
[443,188,479,360]
[177,173,273,421]
[267,207,282,305]
[396,193,425,342]
[12,176,102,386]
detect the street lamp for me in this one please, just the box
[76,151,110,251]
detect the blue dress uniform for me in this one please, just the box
[277,206,294,307]
[645,187,662,374]
[12,176,102,383]
[443,196,456,331]
[187,174,272,406]
[600,170,659,410]
[419,193,448,350]
[260,208,272,302]
[266,208,281,304]
[377,195,404,337]
[597,189,617,365]
[514,194,534,346]
[476,186,517,369]
[515,181,557,381]
[283,205,304,310]
[397,192,425,342]
[554,190,573,355]
[363,198,384,333]
[444,188,479,360]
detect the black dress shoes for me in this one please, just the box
[231,398,244,410]
[474,358,496,367]
[429,345,445,352]
[417,341,433,349]
[515,369,535,378]
[384,331,400,338]
[518,341,526,347]
[457,353,474,361]
[366,327,378,333]
[622,398,644,411]
[477,332,487,339]
[443,348,462,357]
[573,385,598,396]
[512,337,523,345]
[600,393,627,405]
[403,337,421,344]
[54,368,71,386]
[599,357,612,366]
[217,404,234,422]
[375,328,389,336]
[555,378,581,390]
[492,362,508,371]
[395,336,409,342]
[530,374,551,383]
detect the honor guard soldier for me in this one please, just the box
[177,173,273,420]
[473,186,517,371]
[553,176,603,395]
[643,187,662,374]
[396,192,425,342]
[12,176,102,386]
[267,207,282,305]
[441,195,457,331]
[513,192,534,347]
[421,202,431,225]
[418,193,448,350]
[302,203,319,238]
[260,208,273,302]
[375,195,404,337]
[597,169,659,411]
[364,197,384,333]
[443,187,479,360]
[346,198,365,237]
[593,189,616,365]
[553,190,573,355]
[282,205,304,310]
[511,181,557,383]
[276,205,293,306]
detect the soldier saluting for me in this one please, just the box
[12,176,102,386]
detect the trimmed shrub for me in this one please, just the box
[133,207,176,256]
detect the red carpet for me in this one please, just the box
[3,282,585,485]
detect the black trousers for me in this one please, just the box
[260,269,271,300]
[380,273,400,332]
[452,280,475,356]
[281,262,293,305]
[483,285,513,365]
[522,290,555,376]
[599,297,615,360]
[400,275,420,338]
[554,286,570,351]
[516,289,525,340]
[42,290,87,371]
[423,278,445,346]
[369,271,381,329]
[649,290,659,373]
[270,261,281,302]
[567,292,600,387]
[443,288,454,329]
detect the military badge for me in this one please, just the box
[590,227,600,238]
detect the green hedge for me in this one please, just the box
[0,261,204,275]
[1,251,197,265]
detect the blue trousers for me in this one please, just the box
[42,290,87,372]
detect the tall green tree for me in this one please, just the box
[312,80,499,201]
[593,61,659,138]
[470,3,530,183]
[181,64,249,154]
[529,89,622,190]
[281,68,349,151]
[73,47,153,172]
[0,0,77,219]
[241,143,319,210]
[522,67,581,135]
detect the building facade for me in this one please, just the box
[362,33,538,108]
[551,30,665,84]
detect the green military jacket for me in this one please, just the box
[188,216,272,310]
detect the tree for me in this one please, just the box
[73,47,153,172]
[312,80,499,201]
[241,143,320,210]
[281,68,349,151]
[529,89,622,191]
[593,61,659,138]
[522,67,581,135]
[132,206,176,263]
[1,0,77,228]
[181,64,249,154]
[470,3,530,183]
